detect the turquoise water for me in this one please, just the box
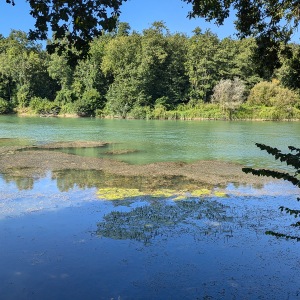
[0,115,299,167]
[0,116,300,299]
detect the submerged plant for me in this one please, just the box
[243,143,300,241]
[190,189,211,197]
[96,199,230,244]
[97,188,145,200]
[96,187,228,201]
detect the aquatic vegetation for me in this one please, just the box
[150,189,177,198]
[96,199,231,244]
[214,191,228,197]
[97,188,145,200]
[96,186,228,201]
[190,189,211,196]
[0,138,30,147]
[104,149,139,155]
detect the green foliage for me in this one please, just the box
[230,103,257,120]
[277,44,300,90]
[150,103,224,120]
[243,143,300,241]
[247,80,300,109]
[186,29,219,102]
[22,0,126,61]
[73,89,102,116]
[0,26,300,120]
[29,97,60,115]
[184,0,300,77]
[247,81,277,106]
[59,102,76,115]
[55,89,74,106]
[128,105,151,119]
[0,30,58,109]
[16,84,30,108]
[5,0,300,74]
[0,97,11,114]
[48,52,74,90]
[151,104,167,119]
[105,77,140,118]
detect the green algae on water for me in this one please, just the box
[96,187,228,200]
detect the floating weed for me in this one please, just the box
[150,189,177,198]
[96,187,227,200]
[96,199,231,244]
[214,191,228,197]
[97,188,145,200]
[190,189,211,197]
[173,195,188,201]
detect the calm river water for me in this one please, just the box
[0,116,299,299]
[0,115,299,166]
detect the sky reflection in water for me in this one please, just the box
[0,172,300,299]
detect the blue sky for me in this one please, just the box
[119,0,236,38]
[0,0,298,42]
[0,0,237,39]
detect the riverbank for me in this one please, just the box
[13,103,300,121]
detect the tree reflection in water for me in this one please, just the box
[1,169,34,190]
[52,169,210,193]
[96,199,233,244]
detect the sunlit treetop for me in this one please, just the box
[183,0,300,77]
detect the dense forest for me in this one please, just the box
[0,22,300,120]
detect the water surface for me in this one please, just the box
[0,116,300,299]
[0,174,299,299]
[0,115,299,167]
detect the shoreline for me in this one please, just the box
[2,112,299,122]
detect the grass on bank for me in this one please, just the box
[4,95,300,121]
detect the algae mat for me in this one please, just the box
[0,140,273,189]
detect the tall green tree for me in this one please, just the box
[139,22,189,108]
[0,30,55,108]
[164,33,189,107]
[186,28,219,102]
[276,43,300,90]
[184,0,300,77]
[139,22,170,105]
[101,31,143,116]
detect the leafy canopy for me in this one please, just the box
[5,0,126,58]
[183,0,300,76]
[5,0,300,69]
[184,0,299,42]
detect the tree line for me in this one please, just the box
[0,22,300,120]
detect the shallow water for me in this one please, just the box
[0,174,300,299]
[0,116,299,167]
